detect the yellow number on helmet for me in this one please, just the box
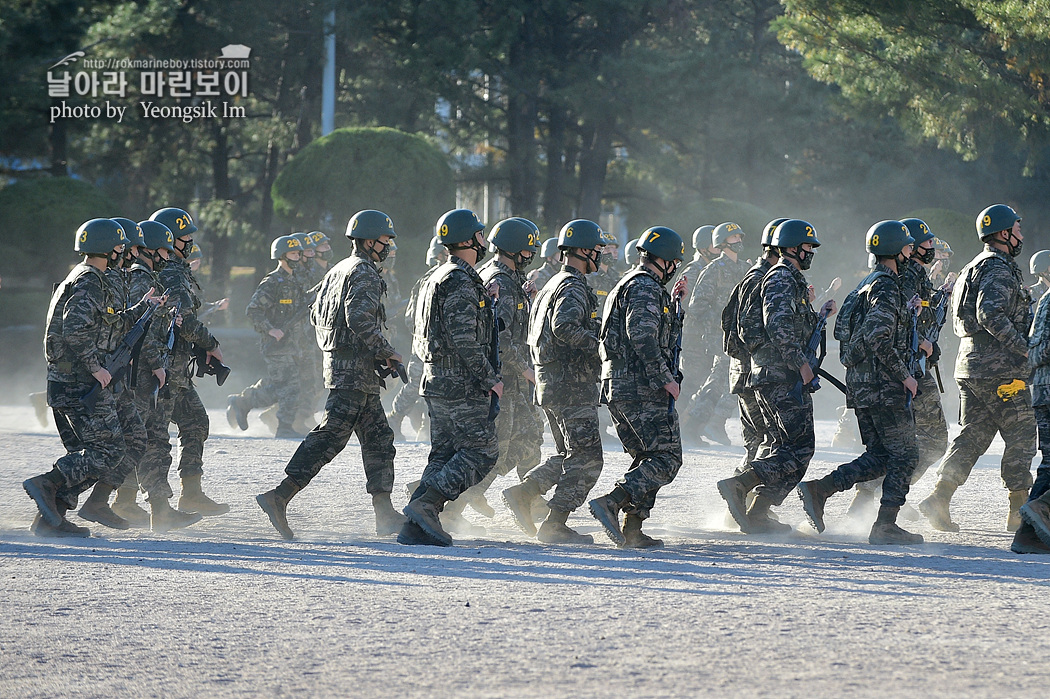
[386,217,392,228]
[871,234,879,246]
[566,227,574,237]
[178,217,187,230]
[79,231,88,242]
[648,231,661,241]
[805,226,814,237]
[440,225,448,236]
[983,215,992,227]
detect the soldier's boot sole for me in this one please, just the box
[396,520,449,547]
[375,507,408,537]
[23,475,64,528]
[797,482,828,534]
[537,520,593,545]
[403,499,453,547]
[1019,499,1050,547]
[502,484,539,537]
[918,495,959,533]
[868,521,924,545]
[179,492,231,516]
[111,499,152,528]
[31,513,91,538]
[78,502,131,530]
[1011,522,1050,554]
[716,477,751,532]
[588,496,626,547]
[256,490,294,540]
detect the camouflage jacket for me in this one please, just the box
[952,246,1033,380]
[311,251,395,393]
[674,251,714,292]
[405,264,442,338]
[414,256,499,399]
[728,258,773,394]
[685,252,749,352]
[246,264,306,357]
[44,262,150,385]
[901,258,941,365]
[599,267,680,403]
[159,258,219,386]
[1028,290,1050,405]
[478,258,532,383]
[589,264,619,313]
[748,260,817,386]
[127,262,171,374]
[528,261,560,293]
[528,266,600,406]
[844,263,913,409]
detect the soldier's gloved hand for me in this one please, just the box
[903,375,918,397]
[92,367,113,388]
[490,381,504,399]
[664,381,681,400]
[153,368,166,389]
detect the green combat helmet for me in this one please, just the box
[771,219,820,271]
[1031,250,1050,277]
[488,217,541,269]
[558,219,605,273]
[540,237,560,260]
[712,222,744,248]
[625,237,641,265]
[112,217,144,248]
[292,231,316,250]
[271,235,302,260]
[761,218,789,248]
[347,210,396,262]
[75,218,127,255]
[435,208,484,244]
[637,225,685,284]
[186,243,203,261]
[425,236,446,266]
[150,207,197,236]
[977,204,1021,239]
[139,220,175,252]
[866,220,914,256]
[902,218,934,263]
[692,225,715,252]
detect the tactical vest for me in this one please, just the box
[528,269,595,367]
[311,255,380,352]
[952,250,1032,338]
[598,268,674,373]
[479,261,529,348]
[412,260,490,363]
[834,269,890,367]
[43,263,124,378]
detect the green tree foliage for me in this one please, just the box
[271,127,454,280]
[906,207,979,261]
[0,177,117,281]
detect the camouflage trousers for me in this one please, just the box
[607,399,682,520]
[47,380,127,490]
[238,352,302,424]
[937,377,1035,493]
[858,369,947,494]
[749,382,815,504]
[830,404,919,508]
[679,346,712,412]
[687,353,736,422]
[526,404,604,513]
[421,395,499,501]
[390,355,424,417]
[297,347,325,418]
[488,377,543,481]
[284,388,395,493]
[1032,404,1050,500]
[130,381,175,499]
[737,387,769,471]
[139,381,210,485]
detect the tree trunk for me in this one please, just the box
[577,115,614,221]
[49,104,67,177]
[210,116,232,288]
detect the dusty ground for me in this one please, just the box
[1,405,1048,697]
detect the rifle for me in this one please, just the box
[150,300,181,409]
[668,294,685,415]
[375,359,409,387]
[906,294,926,410]
[790,305,847,404]
[190,344,231,386]
[81,300,160,411]
[927,280,954,393]
[488,295,502,422]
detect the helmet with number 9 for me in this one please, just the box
[977,204,1021,240]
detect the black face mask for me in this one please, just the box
[107,249,123,269]
[515,251,536,271]
[1006,232,1023,258]
[727,241,745,255]
[915,246,935,264]
[319,248,334,262]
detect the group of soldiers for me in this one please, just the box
[22,200,1050,555]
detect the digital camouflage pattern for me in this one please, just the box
[391,264,444,417]
[750,382,814,504]
[1032,405,1050,500]
[589,264,619,313]
[528,259,560,295]
[158,257,219,389]
[952,246,1033,380]
[529,267,601,406]
[727,259,774,395]
[842,264,912,409]
[526,404,604,512]
[607,401,682,520]
[746,260,817,386]
[829,405,919,508]
[247,265,307,357]
[1028,289,1050,407]
[684,252,750,356]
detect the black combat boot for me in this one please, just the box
[78,483,130,530]
[372,492,407,536]
[179,474,231,516]
[502,478,543,536]
[589,486,630,546]
[256,477,302,540]
[1020,490,1050,547]
[717,469,762,532]
[918,480,960,532]
[622,514,663,549]
[797,473,838,533]
[111,485,151,528]
[1007,489,1029,532]
[150,496,204,533]
[746,494,792,534]
[1011,521,1050,554]
[402,487,452,546]
[23,468,67,528]
[537,508,593,544]
[868,506,924,545]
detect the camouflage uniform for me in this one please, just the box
[390,266,442,420]
[1028,291,1050,500]
[675,251,716,405]
[43,263,150,491]
[936,246,1035,493]
[295,258,327,421]
[727,258,775,468]
[528,260,561,294]
[742,260,818,503]
[524,266,604,512]
[414,256,500,499]
[686,252,751,425]
[235,264,306,425]
[826,264,919,508]
[282,251,397,493]
[476,258,543,482]
[143,257,219,480]
[599,268,683,519]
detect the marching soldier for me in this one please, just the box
[503,219,606,544]
[797,221,923,544]
[227,236,307,439]
[920,204,1035,533]
[1029,250,1050,300]
[1015,265,1050,553]
[527,237,562,296]
[397,208,503,547]
[256,210,405,540]
[589,227,687,548]
[716,220,829,533]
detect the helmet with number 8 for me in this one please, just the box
[866,220,914,256]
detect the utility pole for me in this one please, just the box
[322,6,335,135]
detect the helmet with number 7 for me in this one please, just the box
[866,220,914,256]
[761,218,789,247]
[637,226,685,262]
[150,207,197,237]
